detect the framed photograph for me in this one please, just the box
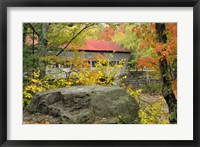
[0,0,199,146]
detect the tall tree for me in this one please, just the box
[155,23,177,124]
[111,23,177,123]
[23,23,28,46]
[38,23,49,77]
[24,23,99,77]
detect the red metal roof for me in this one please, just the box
[68,40,131,53]
[26,36,131,53]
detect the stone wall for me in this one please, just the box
[122,70,162,90]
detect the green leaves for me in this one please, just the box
[48,23,100,51]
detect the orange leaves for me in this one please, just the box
[153,43,165,56]
[98,27,115,41]
[118,23,126,29]
[139,41,146,50]
[166,23,177,38]
[166,23,177,56]
[132,23,177,73]
[150,23,156,30]
[93,53,105,59]
[139,41,154,50]
[155,43,163,52]
[67,51,90,70]
[153,43,173,57]
[99,23,177,74]
[166,47,172,53]
[132,27,137,33]
[161,51,167,56]
[137,57,159,69]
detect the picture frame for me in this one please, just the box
[0,0,199,146]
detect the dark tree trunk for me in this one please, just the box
[155,23,177,124]
[23,23,28,46]
[32,31,35,67]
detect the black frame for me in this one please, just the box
[0,0,199,146]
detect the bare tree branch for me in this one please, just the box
[56,23,95,56]
[28,23,39,36]
[138,95,162,106]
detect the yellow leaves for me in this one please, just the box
[65,81,73,87]
[106,54,114,58]
[23,52,124,106]
[23,91,32,99]
[31,79,42,84]
[124,85,169,124]
[126,85,142,102]
[138,99,169,124]
[113,32,126,41]
[31,70,40,78]
[24,85,45,93]
[66,53,124,86]
[160,119,170,124]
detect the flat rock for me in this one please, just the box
[25,86,139,124]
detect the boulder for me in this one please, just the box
[25,86,139,124]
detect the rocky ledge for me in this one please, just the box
[24,86,139,124]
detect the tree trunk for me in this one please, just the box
[38,23,49,78]
[23,23,28,46]
[155,23,177,124]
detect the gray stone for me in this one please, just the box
[26,86,139,124]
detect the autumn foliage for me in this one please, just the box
[23,22,177,124]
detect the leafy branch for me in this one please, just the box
[56,23,95,56]
[28,23,39,36]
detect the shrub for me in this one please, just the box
[142,82,162,94]
[23,70,73,107]
[123,84,169,124]
[23,52,125,107]
[68,53,124,86]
